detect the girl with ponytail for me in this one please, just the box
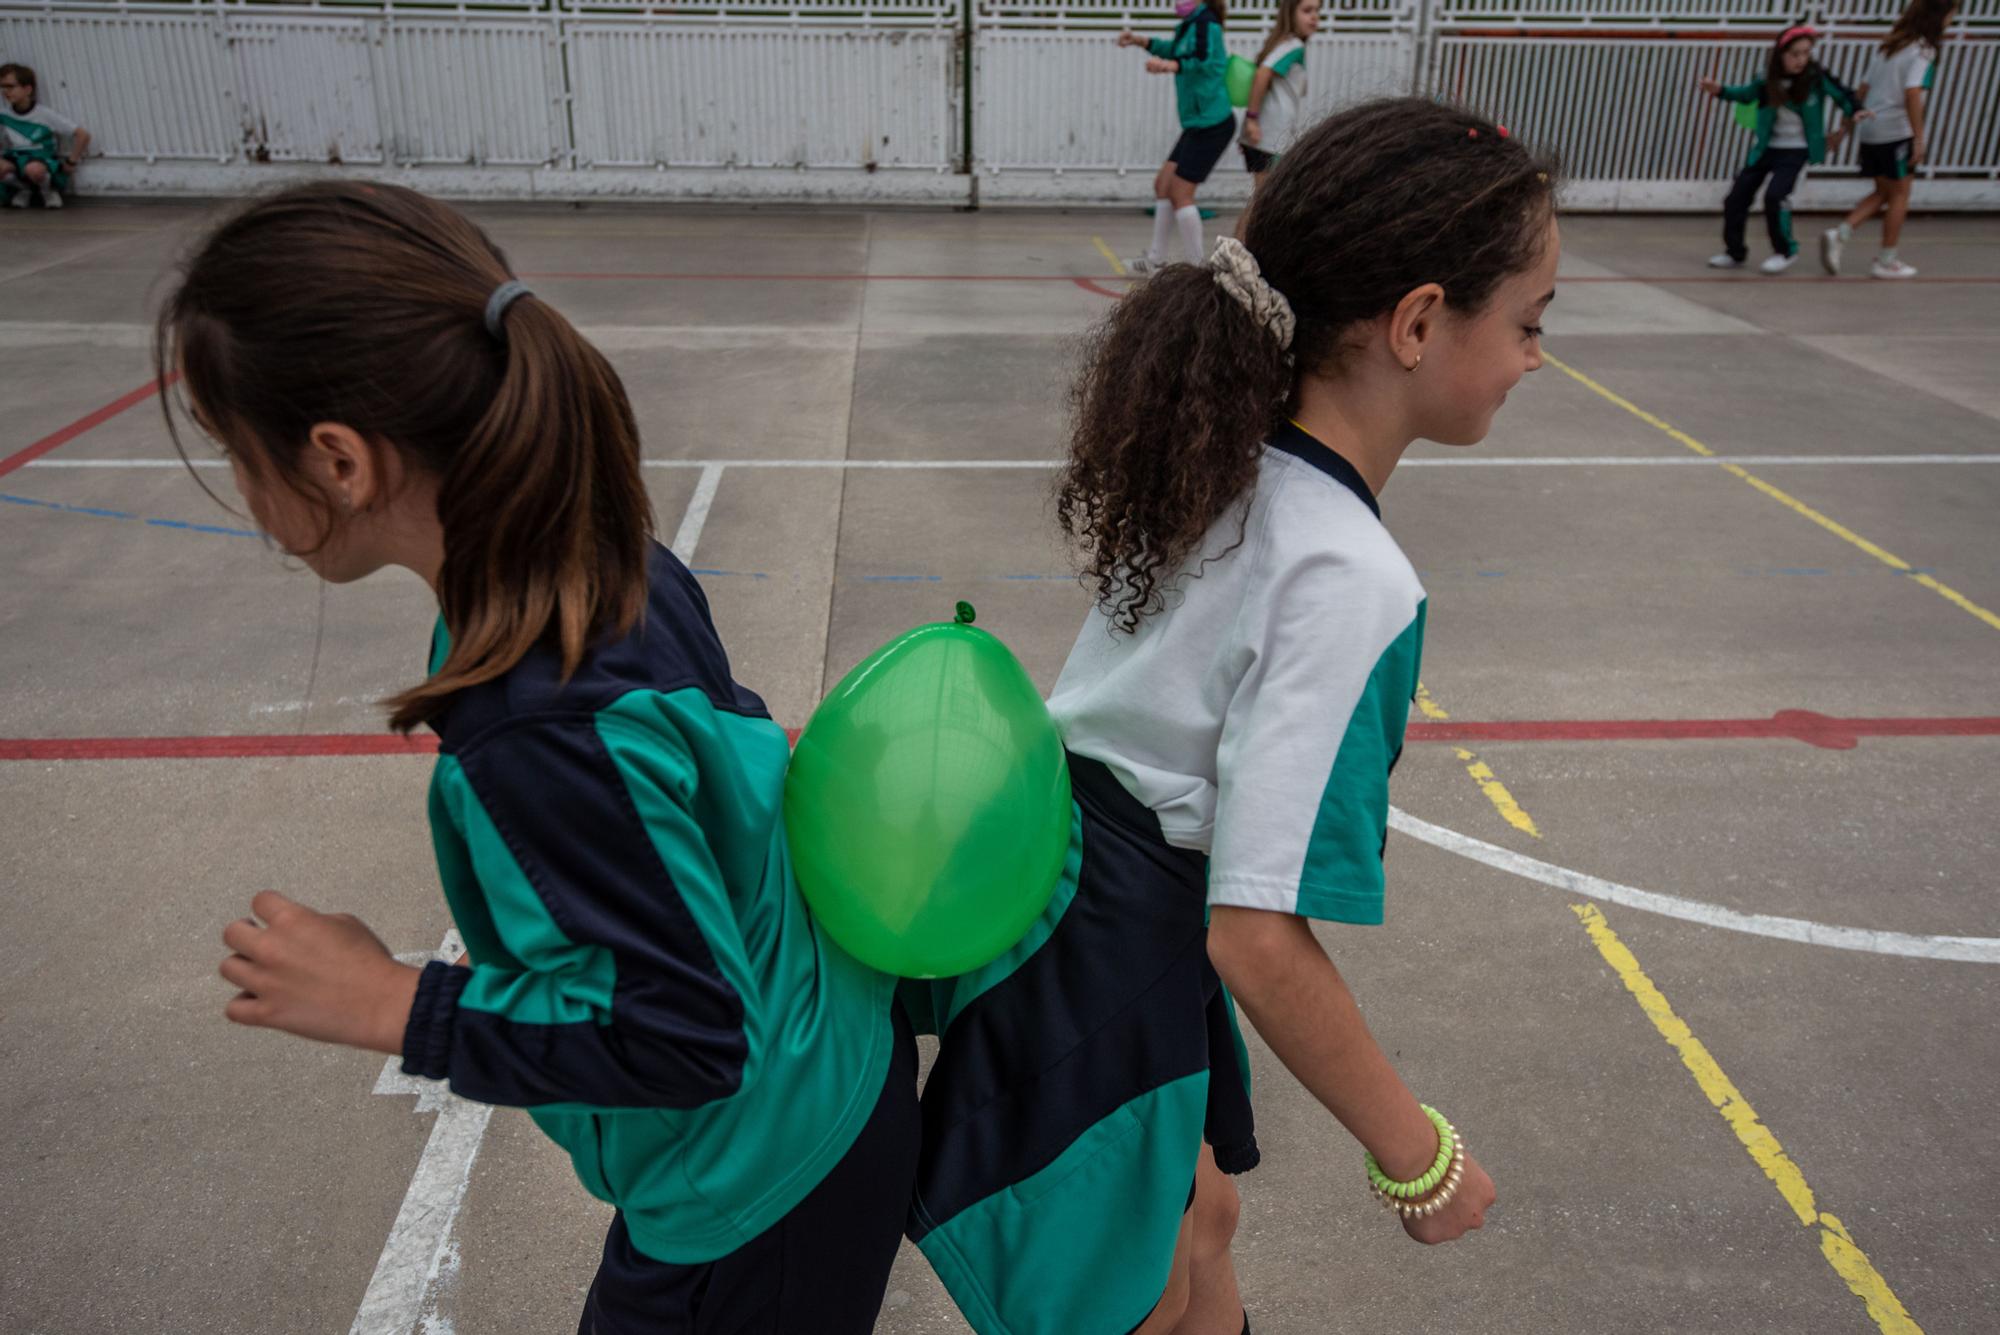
[910,98,1550,1335]
[166,181,914,1335]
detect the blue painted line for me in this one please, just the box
[146,517,262,538]
[688,568,768,580]
[864,574,944,583]
[2,493,139,521]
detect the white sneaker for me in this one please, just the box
[1760,252,1798,274]
[6,190,25,209]
[1126,255,1157,277]
[42,188,62,211]
[1820,228,1844,275]
[1707,252,1745,269]
[1872,257,1918,279]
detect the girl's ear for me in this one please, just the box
[1387,282,1446,369]
[302,422,383,513]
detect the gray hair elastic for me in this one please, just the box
[1208,237,1295,354]
[484,280,533,341]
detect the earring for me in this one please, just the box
[1407,354,1423,372]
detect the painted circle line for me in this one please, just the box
[1388,807,2000,965]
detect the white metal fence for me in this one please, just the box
[2,0,1993,205]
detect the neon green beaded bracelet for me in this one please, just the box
[1364,1105,1456,1200]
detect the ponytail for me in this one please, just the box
[156,181,654,732]
[1059,265,1291,632]
[1061,98,1557,633]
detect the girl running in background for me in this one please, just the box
[1236,0,1319,232]
[1119,0,1235,272]
[1822,0,1958,278]
[1701,26,1863,274]
[909,98,1537,1335]
[169,182,914,1335]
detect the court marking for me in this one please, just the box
[1415,682,1544,839]
[11,711,1999,762]
[28,453,2000,473]
[358,930,490,1335]
[670,463,725,564]
[1390,807,2000,964]
[1544,353,2000,634]
[1090,236,1129,277]
[0,373,176,479]
[1572,904,1923,1334]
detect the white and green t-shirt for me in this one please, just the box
[1049,422,1425,924]
[1252,37,1309,157]
[1859,41,1936,144]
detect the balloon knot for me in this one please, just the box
[954,601,977,625]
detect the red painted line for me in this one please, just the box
[0,373,178,480]
[521,271,1110,283]
[1408,710,2000,752]
[8,714,1996,762]
[1072,276,1128,300]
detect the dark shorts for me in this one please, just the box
[1858,138,1915,181]
[1239,143,1276,175]
[903,752,1257,1335]
[1170,117,1238,185]
[576,1007,919,1335]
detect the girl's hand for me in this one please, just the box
[1117,29,1141,47]
[1146,57,1178,74]
[1912,136,1926,165]
[1401,1153,1496,1245]
[1243,118,1262,147]
[219,891,420,1055]
[1698,76,1722,96]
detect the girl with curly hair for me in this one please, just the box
[908,96,1549,1335]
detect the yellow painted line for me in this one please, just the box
[1415,681,1541,838]
[1091,235,1128,277]
[1544,352,2000,634]
[1571,903,1922,1335]
[1456,748,1543,838]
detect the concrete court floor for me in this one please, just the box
[2,200,1997,1335]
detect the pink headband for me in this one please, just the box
[1777,24,1817,48]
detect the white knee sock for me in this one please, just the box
[1175,205,1204,263]
[1148,199,1174,263]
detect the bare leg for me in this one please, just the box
[1165,174,1198,211]
[1172,1145,1245,1335]
[1129,1207,1196,1335]
[1882,176,1913,249]
[1843,185,1886,233]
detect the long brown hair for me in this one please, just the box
[155,181,653,731]
[1884,0,1957,56]
[1059,98,1556,631]
[1256,0,1311,66]
[1764,31,1822,106]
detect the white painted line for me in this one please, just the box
[671,463,724,564]
[29,454,2000,473]
[354,931,494,1335]
[1388,806,2000,964]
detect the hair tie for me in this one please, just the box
[1208,236,1295,354]
[484,280,533,341]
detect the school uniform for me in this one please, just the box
[907,422,1426,1334]
[1856,41,1937,181]
[1241,37,1308,174]
[1713,66,1862,260]
[400,541,912,1334]
[1149,4,1236,184]
[1,100,79,194]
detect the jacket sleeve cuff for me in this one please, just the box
[400,959,470,1081]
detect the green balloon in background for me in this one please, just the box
[785,603,1071,979]
[1732,99,1759,133]
[1226,54,1256,109]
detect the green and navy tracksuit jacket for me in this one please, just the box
[401,541,896,1264]
[1148,4,1233,131]
[1714,65,1862,166]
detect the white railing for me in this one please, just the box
[1,0,1993,204]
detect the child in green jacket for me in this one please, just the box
[1700,25,1864,274]
[1119,1,1236,272]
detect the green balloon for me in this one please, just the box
[1732,99,1759,133]
[1226,54,1255,109]
[785,603,1071,979]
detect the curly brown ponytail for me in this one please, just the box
[1059,96,1557,631]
